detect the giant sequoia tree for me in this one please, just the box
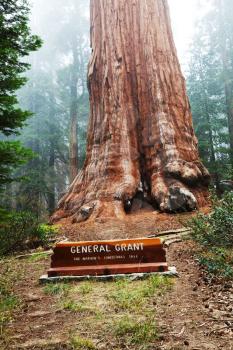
[52,0,209,223]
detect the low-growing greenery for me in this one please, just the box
[109,276,173,311]
[0,211,58,256]
[188,192,233,279]
[70,335,96,350]
[77,282,93,295]
[115,316,158,345]
[43,283,71,296]
[62,299,90,313]
[36,223,58,245]
[0,262,22,339]
[198,248,233,279]
[26,251,51,262]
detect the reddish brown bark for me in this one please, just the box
[52,0,209,224]
[69,40,79,183]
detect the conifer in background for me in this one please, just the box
[0,0,41,189]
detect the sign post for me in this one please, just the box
[46,238,168,278]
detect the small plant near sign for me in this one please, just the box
[115,315,158,345]
[43,282,71,296]
[108,276,173,311]
[27,251,51,262]
[62,299,94,314]
[70,335,96,350]
[76,282,93,295]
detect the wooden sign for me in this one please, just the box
[47,238,168,277]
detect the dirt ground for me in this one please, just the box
[57,209,208,241]
[0,210,232,350]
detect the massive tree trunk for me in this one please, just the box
[52,0,209,224]
[69,40,79,183]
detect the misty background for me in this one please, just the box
[1,0,232,218]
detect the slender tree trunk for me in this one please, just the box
[29,80,42,218]
[200,64,218,189]
[9,183,17,210]
[207,113,221,194]
[222,48,233,168]
[69,40,79,183]
[223,72,233,168]
[52,0,209,224]
[48,139,55,213]
[218,0,233,169]
[47,93,56,214]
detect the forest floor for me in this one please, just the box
[0,210,232,350]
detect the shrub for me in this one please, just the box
[189,192,233,248]
[0,211,57,256]
[36,223,58,246]
[198,248,233,279]
[188,192,233,279]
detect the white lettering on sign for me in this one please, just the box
[115,243,144,252]
[70,243,144,254]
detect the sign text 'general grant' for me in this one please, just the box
[70,243,144,254]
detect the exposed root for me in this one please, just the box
[151,175,202,213]
[72,200,126,223]
[164,160,210,185]
[149,157,210,213]
[51,177,139,223]
[162,185,197,212]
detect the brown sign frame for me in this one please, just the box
[47,237,168,277]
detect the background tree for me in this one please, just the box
[217,0,233,168]
[0,0,41,191]
[0,0,90,217]
[187,0,233,188]
[55,0,90,182]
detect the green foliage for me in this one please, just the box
[0,264,22,334]
[77,282,93,296]
[0,211,56,256]
[0,0,42,190]
[62,300,89,313]
[1,0,90,217]
[36,224,58,245]
[198,248,233,279]
[189,192,233,279]
[43,283,70,296]
[189,192,233,248]
[115,316,158,345]
[0,211,38,255]
[109,276,172,311]
[0,141,34,187]
[26,251,51,262]
[70,336,96,350]
[0,295,19,314]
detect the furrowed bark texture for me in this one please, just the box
[52,0,209,223]
[69,41,79,183]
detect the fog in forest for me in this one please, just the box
[29,0,201,70]
[1,0,233,219]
